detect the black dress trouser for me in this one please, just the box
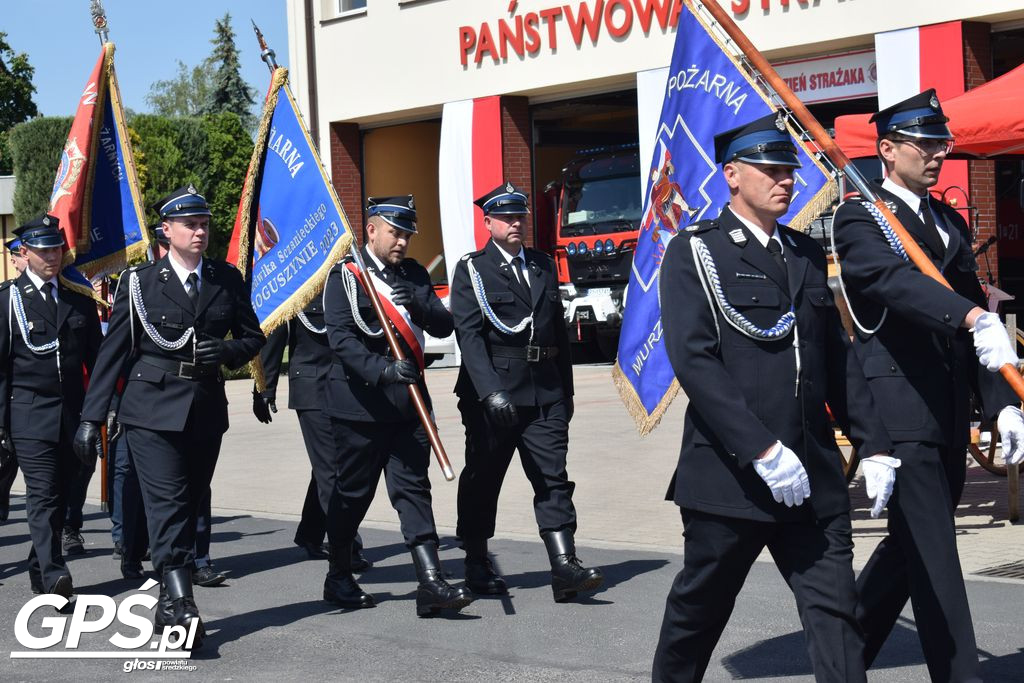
[855,441,979,683]
[325,419,437,549]
[456,397,576,541]
[15,435,78,591]
[652,508,865,683]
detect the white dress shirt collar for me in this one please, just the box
[726,206,783,251]
[167,253,203,289]
[24,268,59,300]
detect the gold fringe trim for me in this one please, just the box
[58,272,106,306]
[787,180,838,234]
[612,361,680,437]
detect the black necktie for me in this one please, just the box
[381,265,394,284]
[766,238,787,278]
[186,272,199,308]
[510,256,530,299]
[919,197,945,255]
[42,282,57,318]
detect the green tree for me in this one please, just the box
[8,117,72,222]
[145,59,215,118]
[202,111,252,258]
[202,14,257,132]
[0,31,39,175]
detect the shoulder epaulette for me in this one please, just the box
[0,279,14,291]
[460,248,485,262]
[683,219,717,235]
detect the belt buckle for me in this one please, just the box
[178,361,196,379]
[525,345,541,363]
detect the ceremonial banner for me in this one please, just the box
[229,67,354,335]
[613,1,837,435]
[49,43,148,294]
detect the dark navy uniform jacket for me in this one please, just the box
[0,272,103,442]
[260,298,330,412]
[451,239,573,407]
[660,207,892,522]
[833,182,1016,447]
[81,256,265,434]
[322,247,453,423]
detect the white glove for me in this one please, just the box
[753,442,811,507]
[972,312,1018,372]
[997,406,1024,466]
[861,454,901,518]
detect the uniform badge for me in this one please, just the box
[42,216,51,227]
[187,183,198,195]
[774,111,787,132]
[736,272,767,280]
[160,267,170,274]
[684,224,699,232]
[929,94,940,110]
[505,182,515,193]
[885,200,899,213]
[728,229,747,246]
[408,197,415,209]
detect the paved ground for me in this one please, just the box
[1,364,1023,680]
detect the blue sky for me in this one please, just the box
[3,0,288,117]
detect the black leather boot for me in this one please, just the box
[121,557,145,580]
[323,544,374,609]
[541,530,604,602]
[164,568,205,648]
[154,580,174,632]
[463,538,507,595]
[411,542,473,617]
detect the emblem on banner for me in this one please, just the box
[49,138,87,209]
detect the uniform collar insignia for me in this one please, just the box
[728,229,747,245]
[885,200,899,212]
[160,267,170,274]
[785,234,797,247]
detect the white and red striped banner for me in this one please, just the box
[438,96,503,288]
[875,22,968,205]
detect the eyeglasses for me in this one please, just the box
[892,137,955,156]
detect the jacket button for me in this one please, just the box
[890,365,897,373]
[751,296,759,303]
[943,314,951,322]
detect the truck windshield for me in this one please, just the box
[560,175,642,236]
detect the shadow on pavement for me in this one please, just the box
[721,621,924,678]
[503,558,670,595]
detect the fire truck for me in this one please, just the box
[544,144,642,361]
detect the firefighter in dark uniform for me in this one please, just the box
[650,113,894,682]
[832,90,1024,682]
[321,195,471,616]
[0,236,26,524]
[451,182,603,602]
[254,291,370,570]
[74,186,265,644]
[0,215,103,597]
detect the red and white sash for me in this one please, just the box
[344,262,425,370]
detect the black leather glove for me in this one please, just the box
[195,338,226,366]
[390,282,427,317]
[379,359,419,386]
[106,410,122,444]
[73,421,103,468]
[483,391,518,429]
[252,389,277,424]
[0,428,14,469]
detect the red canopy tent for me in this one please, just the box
[834,63,1024,159]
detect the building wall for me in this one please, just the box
[288,0,1024,146]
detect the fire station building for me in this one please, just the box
[285,0,1024,306]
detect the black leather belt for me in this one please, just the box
[137,354,219,380]
[490,345,558,362]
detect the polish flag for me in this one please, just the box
[438,96,503,288]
